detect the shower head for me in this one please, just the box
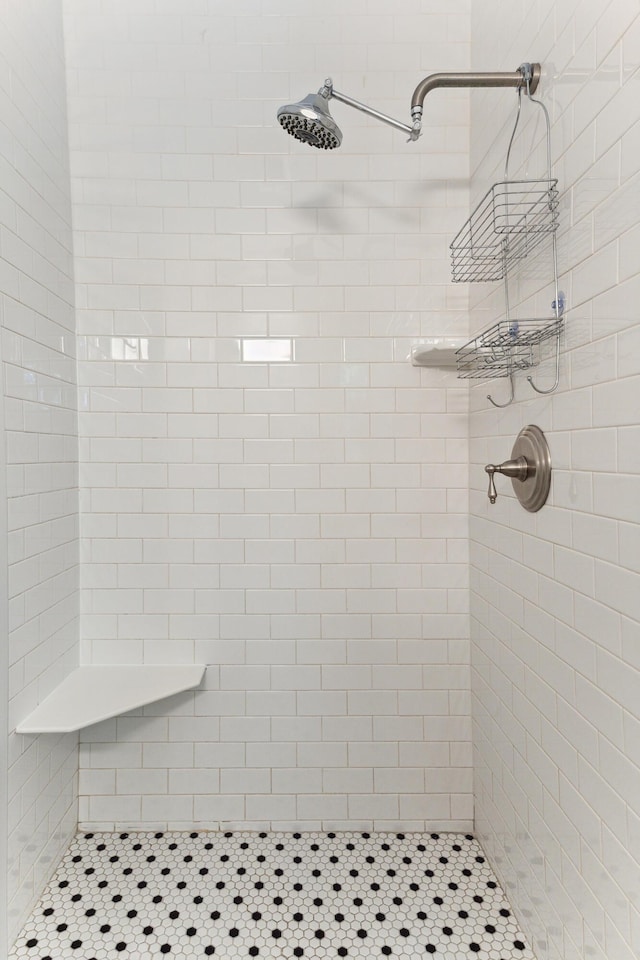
[277,90,342,150]
[278,78,416,149]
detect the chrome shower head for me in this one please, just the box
[277,78,419,149]
[277,91,342,150]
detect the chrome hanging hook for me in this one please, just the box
[527,311,561,394]
[487,367,515,408]
[487,242,517,408]
[521,79,563,397]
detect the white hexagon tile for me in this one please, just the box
[10,832,536,959]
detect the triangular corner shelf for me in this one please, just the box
[16,664,206,734]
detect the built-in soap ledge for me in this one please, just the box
[410,338,467,368]
[16,664,206,734]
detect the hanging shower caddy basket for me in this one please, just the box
[450,178,559,283]
[452,85,563,405]
[456,317,563,379]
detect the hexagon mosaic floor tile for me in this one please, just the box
[10,831,536,959]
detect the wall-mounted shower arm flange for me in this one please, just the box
[410,62,541,128]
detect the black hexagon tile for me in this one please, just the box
[10,831,535,959]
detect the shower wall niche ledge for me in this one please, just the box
[410,338,467,368]
[16,664,206,734]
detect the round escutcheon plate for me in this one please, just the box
[510,424,551,512]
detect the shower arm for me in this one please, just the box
[410,63,540,133]
[320,80,418,139]
[320,63,540,143]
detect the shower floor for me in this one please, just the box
[10,830,535,959]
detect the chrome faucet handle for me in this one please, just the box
[484,426,552,512]
[485,463,498,503]
[484,456,530,504]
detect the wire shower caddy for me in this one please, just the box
[453,79,563,406]
[450,178,558,284]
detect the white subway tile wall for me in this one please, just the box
[0,0,79,946]
[469,2,640,960]
[63,0,473,832]
[79,638,473,830]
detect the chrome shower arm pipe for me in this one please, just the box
[410,62,540,115]
[320,79,421,141]
[330,88,416,137]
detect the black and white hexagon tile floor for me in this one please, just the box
[10,831,536,959]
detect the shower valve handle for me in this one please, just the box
[484,456,531,504]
